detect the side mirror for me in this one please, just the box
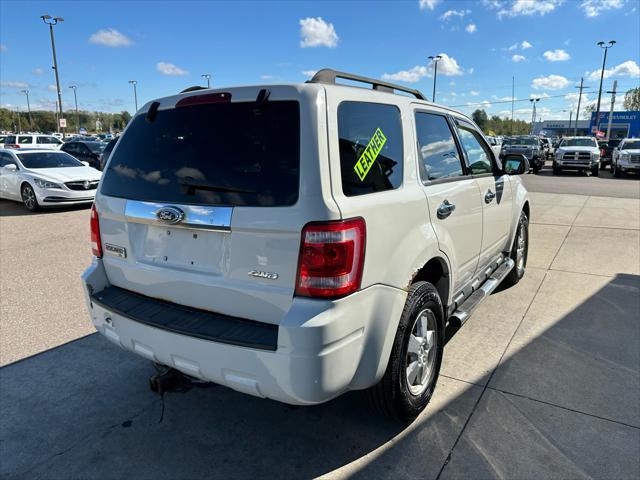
[503,154,529,175]
[81,161,90,167]
[4,163,17,172]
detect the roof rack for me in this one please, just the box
[308,68,427,101]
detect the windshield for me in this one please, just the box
[85,142,107,154]
[100,99,300,206]
[622,140,640,150]
[506,137,537,146]
[17,151,84,169]
[560,138,597,147]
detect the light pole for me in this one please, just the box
[428,55,442,102]
[41,15,65,138]
[529,98,540,134]
[69,85,79,133]
[594,40,615,135]
[201,73,211,88]
[21,89,32,130]
[574,78,589,136]
[129,80,138,112]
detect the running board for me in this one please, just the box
[448,257,515,327]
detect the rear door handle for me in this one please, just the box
[437,200,456,219]
[485,190,496,203]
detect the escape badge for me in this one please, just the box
[354,128,387,181]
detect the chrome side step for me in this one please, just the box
[448,257,515,327]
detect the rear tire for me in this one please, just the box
[367,281,444,422]
[21,183,40,212]
[613,164,622,177]
[504,210,528,286]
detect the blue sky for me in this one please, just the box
[1,0,639,122]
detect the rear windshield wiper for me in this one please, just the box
[179,178,256,194]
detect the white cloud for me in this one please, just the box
[1,80,29,89]
[466,23,477,33]
[521,40,533,49]
[382,65,429,83]
[530,92,551,99]
[512,54,526,62]
[543,49,570,61]
[89,28,133,47]
[467,67,475,74]
[581,0,625,17]
[564,92,591,109]
[299,17,338,48]
[156,62,188,76]
[470,90,480,96]
[485,0,565,18]
[301,70,318,77]
[31,68,44,75]
[419,0,441,10]
[532,74,570,90]
[260,75,274,80]
[587,60,640,80]
[381,53,464,83]
[0,44,7,53]
[47,84,58,92]
[507,43,519,51]
[440,9,470,20]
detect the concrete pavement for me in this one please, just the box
[1,186,639,479]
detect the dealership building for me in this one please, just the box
[532,111,640,139]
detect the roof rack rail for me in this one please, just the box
[308,68,427,101]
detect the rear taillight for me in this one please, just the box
[600,148,606,156]
[90,204,102,258]
[295,218,366,298]
[5,144,20,149]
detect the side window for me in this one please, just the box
[64,143,78,155]
[18,136,33,144]
[5,136,16,144]
[415,112,464,181]
[0,152,16,168]
[338,102,403,197]
[456,126,494,175]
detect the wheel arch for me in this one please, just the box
[411,256,451,316]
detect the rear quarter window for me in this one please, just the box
[337,102,403,197]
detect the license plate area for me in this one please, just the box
[140,224,230,273]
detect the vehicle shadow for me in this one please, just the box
[0,199,91,217]
[1,274,638,479]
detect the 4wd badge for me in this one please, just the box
[248,270,279,280]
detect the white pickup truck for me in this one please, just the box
[82,69,531,420]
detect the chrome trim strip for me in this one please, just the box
[124,200,233,232]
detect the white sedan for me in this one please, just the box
[0,149,101,211]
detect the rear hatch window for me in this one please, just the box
[100,100,300,206]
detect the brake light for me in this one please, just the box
[295,218,365,298]
[5,144,20,149]
[176,92,232,108]
[90,204,102,258]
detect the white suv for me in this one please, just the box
[3,134,63,150]
[82,70,530,420]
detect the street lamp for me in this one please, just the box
[201,73,211,88]
[41,14,65,138]
[428,55,442,102]
[69,85,79,133]
[594,40,615,135]
[21,89,32,129]
[529,98,540,134]
[128,80,138,112]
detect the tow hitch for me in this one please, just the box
[149,366,195,396]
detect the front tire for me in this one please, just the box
[591,164,600,177]
[553,166,561,175]
[367,281,444,422]
[504,210,529,286]
[613,164,622,177]
[21,183,40,212]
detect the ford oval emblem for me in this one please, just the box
[156,206,185,225]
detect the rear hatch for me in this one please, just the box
[95,85,337,324]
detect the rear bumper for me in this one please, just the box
[82,260,407,405]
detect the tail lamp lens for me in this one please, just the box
[90,204,102,258]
